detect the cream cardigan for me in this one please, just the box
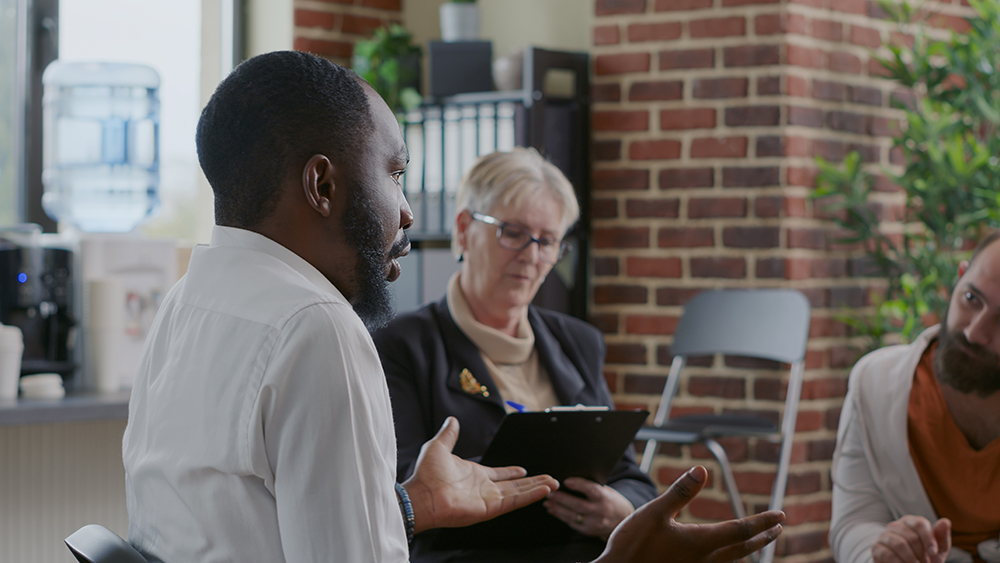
[830,325,1000,563]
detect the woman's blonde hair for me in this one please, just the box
[452,148,580,258]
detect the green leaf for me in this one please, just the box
[399,87,422,111]
[350,24,423,111]
[810,0,1000,345]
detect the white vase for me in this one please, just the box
[492,49,523,91]
[439,3,480,42]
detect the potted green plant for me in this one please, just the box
[814,0,1000,350]
[440,0,479,42]
[352,24,423,114]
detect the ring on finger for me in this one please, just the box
[575,513,584,525]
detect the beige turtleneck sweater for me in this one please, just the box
[446,272,560,413]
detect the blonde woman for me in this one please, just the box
[374,148,657,562]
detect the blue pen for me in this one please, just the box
[505,400,526,412]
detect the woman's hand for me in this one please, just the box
[543,477,636,541]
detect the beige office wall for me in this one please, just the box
[405,0,592,92]
[0,421,128,563]
[247,0,294,57]
[480,0,591,59]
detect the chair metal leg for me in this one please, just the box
[705,439,764,563]
[651,357,686,428]
[639,356,686,475]
[703,438,746,520]
[639,438,657,474]
[759,539,776,563]
[757,361,805,563]
[758,434,793,563]
[770,362,803,515]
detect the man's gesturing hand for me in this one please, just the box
[594,466,785,563]
[402,417,559,533]
[872,515,952,563]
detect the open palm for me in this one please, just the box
[402,417,559,533]
[595,466,785,563]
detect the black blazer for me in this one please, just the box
[373,297,657,562]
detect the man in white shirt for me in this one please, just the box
[123,51,785,563]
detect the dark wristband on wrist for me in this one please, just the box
[394,482,415,545]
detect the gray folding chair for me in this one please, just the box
[636,289,810,563]
[65,524,148,563]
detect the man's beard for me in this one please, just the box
[934,313,1000,397]
[342,182,408,332]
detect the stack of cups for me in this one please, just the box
[0,324,24,400]
[20,373,66,399]
[87,278,124,393]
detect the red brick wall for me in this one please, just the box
[293,0,403,66]
[590,0,972,560]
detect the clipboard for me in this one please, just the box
[432,408,649,550]
[480,409,650,484]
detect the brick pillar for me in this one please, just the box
[293,0,403,66]
[590,0,971,560]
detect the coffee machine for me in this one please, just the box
[0,228,77,384]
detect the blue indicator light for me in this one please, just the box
[17,273,27,284]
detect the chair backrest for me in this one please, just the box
[649,289,811,429]
[672,289,810,363]
[65,524,148,563]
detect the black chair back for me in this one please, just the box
[65,524,148,563]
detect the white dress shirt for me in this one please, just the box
[123,226,407,563]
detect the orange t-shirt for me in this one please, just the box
[908,341,1000,562]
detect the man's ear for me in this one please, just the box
[302,154,336,218]
[958,259,969,278]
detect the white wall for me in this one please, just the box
[405,0,593,94]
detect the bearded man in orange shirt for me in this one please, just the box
[830,231,1000,563]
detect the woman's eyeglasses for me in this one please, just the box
[471,212,571,265]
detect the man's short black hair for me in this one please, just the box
[969,230,1000,269]
[196,51,373,229]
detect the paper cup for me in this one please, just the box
[88,327,122,393]
[0,326,24,400]
[87,278,125,329]
[87,278,125,393]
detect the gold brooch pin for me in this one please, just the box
[459,368,490,398]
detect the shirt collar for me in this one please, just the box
[209,225,347,302]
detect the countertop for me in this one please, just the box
[0,391,130,426]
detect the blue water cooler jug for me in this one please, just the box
[41,61,160,233]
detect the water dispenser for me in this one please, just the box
[41,61,160,233]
